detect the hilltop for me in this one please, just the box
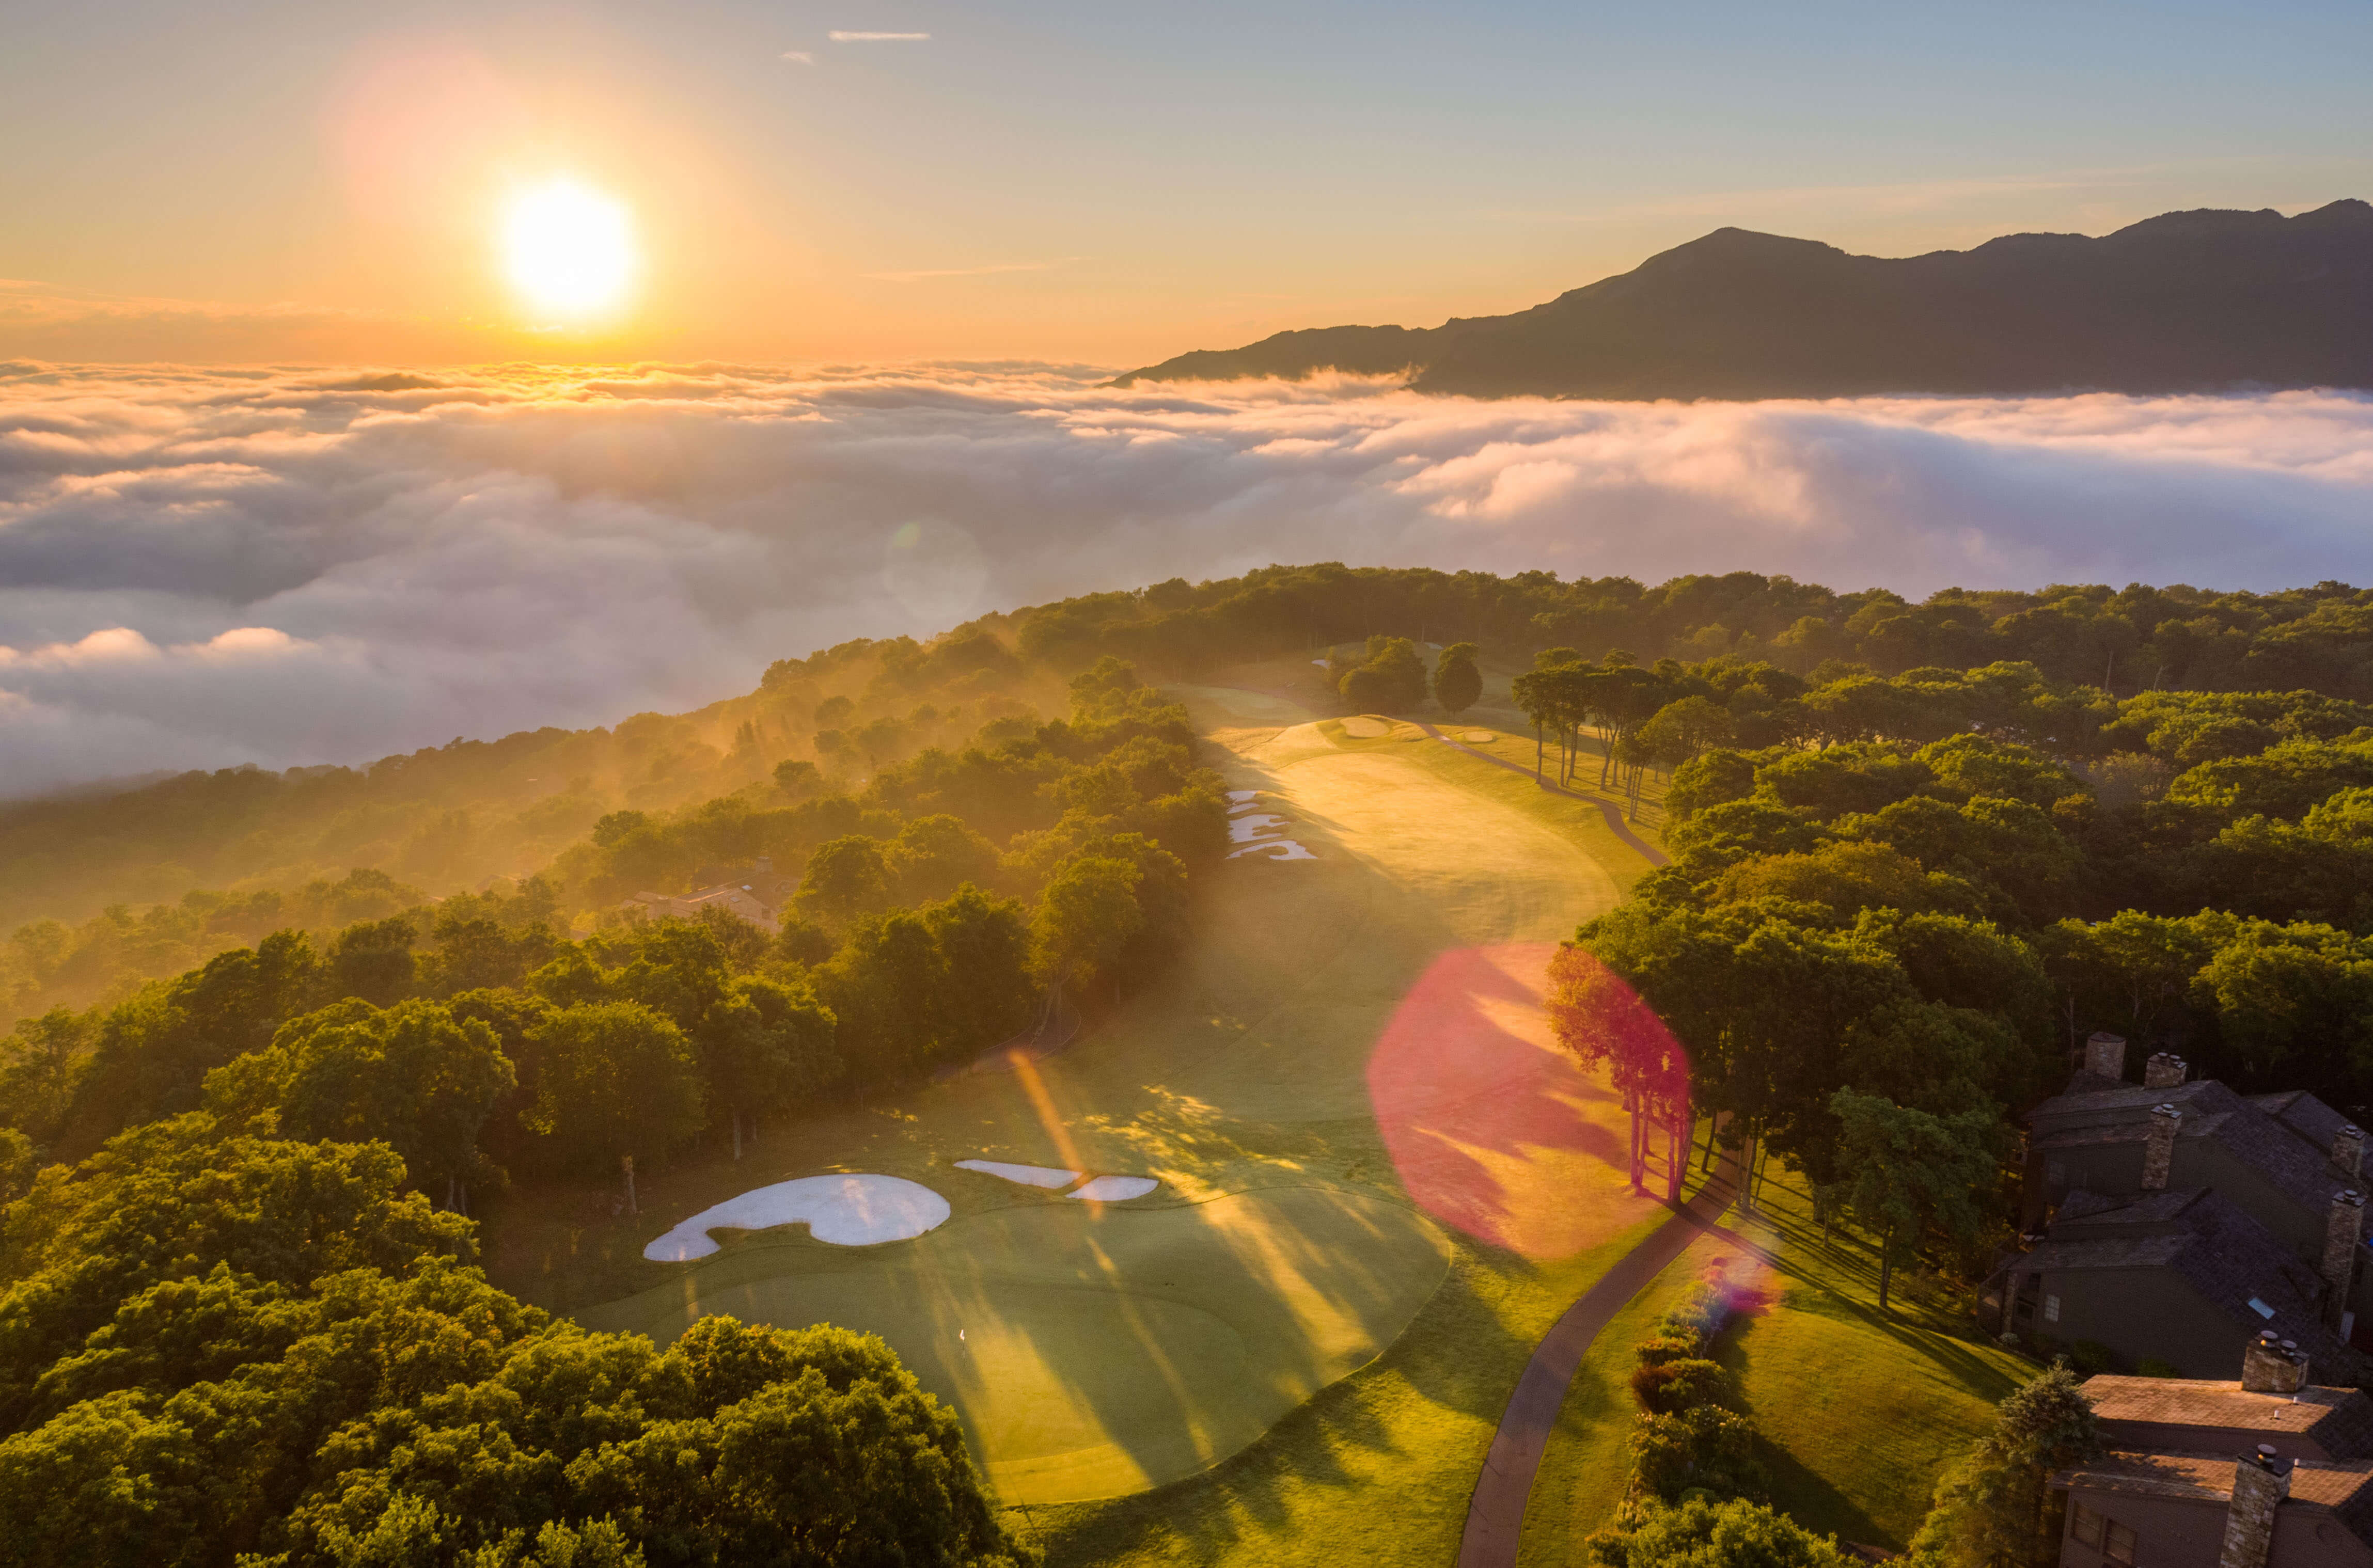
[1114,200,2373,399]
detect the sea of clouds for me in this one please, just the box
[2,360,2371,799]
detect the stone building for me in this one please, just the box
[620,856,799,935]
[1992,1032,2373,1371]
[2055,1337,2373,1568]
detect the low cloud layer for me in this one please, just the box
[3,361,2370,798]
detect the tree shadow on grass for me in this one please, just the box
[1019,1245,1550,1567]
[1754,1435,1888,1550]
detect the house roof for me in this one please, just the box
[2083,1376,2373,1459]
[2001,1188,2363,1374]
[2058,1450,2373,1521]
[2031,1078,2365,1232]
[2056,1449,2234,1503]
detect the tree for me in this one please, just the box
[1432,641,1484,716]
[520,1002,704,1212]
[1591,1497,1854,1568]
[1339,636,1428,712]
[1030,856,1144,990]
[772,757,822,800]
[0,1128,34,1203]
[1829,1089,1998,1309]
[888,814,1003,904]
[203,998,516,1210]
[1908,1363,2101,1568]
[327,915,418,1006]
[792,836,893,926]
[697,975,839,1159]
[1546,943,1692,1198]
[1635,695,1735,773]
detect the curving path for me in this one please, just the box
[1455,1151,1739,1568]
[1414,722,1670,868]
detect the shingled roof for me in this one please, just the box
[2084,1375,2373,1460]
[2031,1078,2365,1227]
[2004,1187,2364,1375]
[2054,1451,2373,1546]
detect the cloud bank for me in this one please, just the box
[2,360,2371,798]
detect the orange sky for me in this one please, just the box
[4,7,2368,367]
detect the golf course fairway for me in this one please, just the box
[542,665,1665,1521]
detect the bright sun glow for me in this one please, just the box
[501,178,635,321]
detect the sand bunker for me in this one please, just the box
[1230,838,1318,861]
[1226,789,1262,812]
[1341,716,1392,738]
[957,1159,1080,1189]
[644,1174,950,1260]
[1229,811,1293,843]
[1463,730,1496,743]
[1071,1175,1160,1202]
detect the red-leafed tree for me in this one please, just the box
[1545,943,1693,1199]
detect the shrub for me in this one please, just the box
[1590,1498,1855,1568]
[1632,1406,1765,1501]
[1632,1358,1740,1415]
[1636,1333,1706,1368]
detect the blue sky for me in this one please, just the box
[3,0,2367,361]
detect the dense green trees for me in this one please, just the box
[1336,636,1429,712]
[1828,1090,1999,1310]
[203,999,515,1210]
[522,1003,706,1212]
[0,1124,1027,1568]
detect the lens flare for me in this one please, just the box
[501,177,635,321]
[1366,943,1689,1258]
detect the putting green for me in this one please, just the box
[1340,715,1393,738]
[580,1187,1451,1501]
[544,672,1654,1511]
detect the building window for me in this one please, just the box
[2105,1519,2138,1565]
[2072,1502,2103,1547]
[2044,1293,2062,1323]
[2249,1297,2276,1320]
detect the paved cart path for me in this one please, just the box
[1455,1152,1740,1568]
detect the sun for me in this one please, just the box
[501,177,635,321]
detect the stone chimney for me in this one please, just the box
[2086,1032,2129,1081]
[2323,1189,2365,1329]
[2145,1052,2188,1089]
[2142,1104,2182,1191]
[2337,1125,2366,1182]
[2217,1446,2290,1568]
[2240,1332,2307,1395]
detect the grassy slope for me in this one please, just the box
[1516,1163,2032,1562]
[490,657,1672,1547]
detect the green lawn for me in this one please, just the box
[1017,1212,1678,1568]
[482,662,1678,1545]
[1516,1162,2033,1562]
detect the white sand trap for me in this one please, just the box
[1341,716,1392,738]
[1071,1175,1160,1202]
[1226,790,1263,814]
[1229,812,1293,844]
[1463,730,1496,743]
[1311,658,1329,667]
[643,1174,950,1261]
[1230,838,1318,861]
[956,1159,1081,1190]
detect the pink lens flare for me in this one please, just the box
[1366,943,1692,1258]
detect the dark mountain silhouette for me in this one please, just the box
[1113,201,2373,399]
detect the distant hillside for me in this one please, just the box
[1114,201,2373,399]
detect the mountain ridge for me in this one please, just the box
[1112,200,2373,399]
